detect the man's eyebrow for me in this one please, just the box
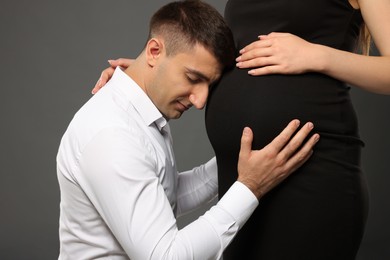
[185,67,212,83]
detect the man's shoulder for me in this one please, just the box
[59,90,147,155]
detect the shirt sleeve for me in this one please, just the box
[176,157,218,217]
[77,127,259,260]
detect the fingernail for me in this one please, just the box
[243,127,250,135]
[307,122,314,129]
[92,79,101,94]
[236,62,242,67]
[314,134,320,142]
[236,56,241,62]
[108,60,114,64]
[239,48,245,54]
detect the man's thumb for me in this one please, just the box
[239,127,253,159]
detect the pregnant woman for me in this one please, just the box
[93,0,390,259]
[205,0,390,259]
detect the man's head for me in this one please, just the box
[128,0,235,120]
[148,0,236,71]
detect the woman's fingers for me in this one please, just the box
[92,67,115,94]
[91,58,134,94]
[108,58,133,68]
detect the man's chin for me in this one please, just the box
[165,111,183,120]
[171,113,183,120]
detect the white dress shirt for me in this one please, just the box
[56,67,259,259]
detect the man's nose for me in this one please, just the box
[189,85,209,109]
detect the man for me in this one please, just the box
[56,1,319,259]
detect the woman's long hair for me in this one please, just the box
[358,23,371,55]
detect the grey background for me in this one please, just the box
[1,0,389,259]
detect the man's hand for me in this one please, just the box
[237,119,319,199]
[92,58,134,94]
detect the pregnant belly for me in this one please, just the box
[205,69,363,198]
[205,68,359,154]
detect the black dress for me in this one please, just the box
[205,0,369,259]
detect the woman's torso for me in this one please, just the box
[205,2,368,258]
[206,0,364,186]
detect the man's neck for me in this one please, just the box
[124,56,148,94]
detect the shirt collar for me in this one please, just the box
[109,67,168,131]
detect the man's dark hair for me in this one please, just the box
[148,0,235,70]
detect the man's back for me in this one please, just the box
[56,68,175,259]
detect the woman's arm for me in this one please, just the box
[236,0,390,95]
[320,0,390,94]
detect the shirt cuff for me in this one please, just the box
[218,181,258,227]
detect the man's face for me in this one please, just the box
[146,43,221,120]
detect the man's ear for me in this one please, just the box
[145,38,164,67]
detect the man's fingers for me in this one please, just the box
[284,133,319,172]
[239,127,254,160]
[280,122,314,158]
[266,119,301,152]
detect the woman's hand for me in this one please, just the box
[92,58,134,94]
[236,32,322,76]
